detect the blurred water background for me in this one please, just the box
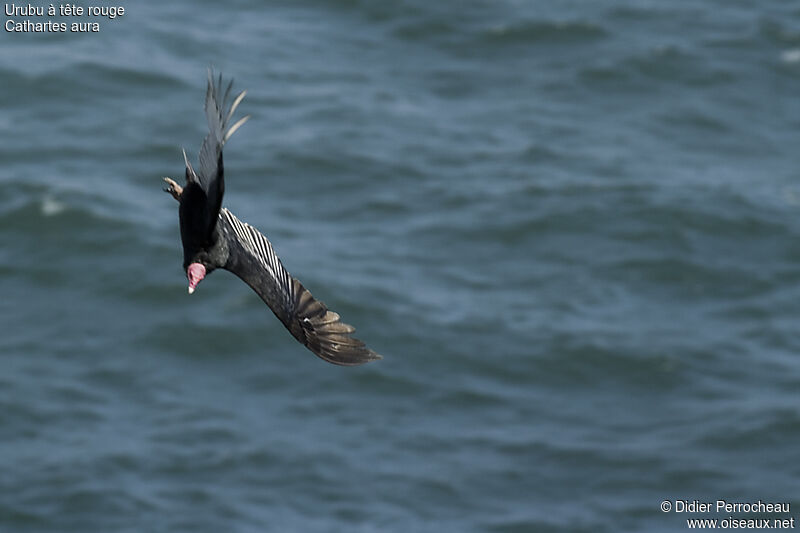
[2,1,800,531]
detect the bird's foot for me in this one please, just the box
[163,177,183,201]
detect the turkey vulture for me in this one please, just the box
[163,71,382,366]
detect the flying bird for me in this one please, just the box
[163,71,381,366]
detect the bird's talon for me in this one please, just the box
[162,177,183,201]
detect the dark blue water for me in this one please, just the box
[2,1,800,531]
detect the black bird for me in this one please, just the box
[164,71,381,366]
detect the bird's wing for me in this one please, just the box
[219,208,382,366]
[190,69,250,241]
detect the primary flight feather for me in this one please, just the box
[163,70,382,366]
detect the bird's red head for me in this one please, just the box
[187,263,206,294]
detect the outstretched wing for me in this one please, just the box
[218,208,382,366]
[180,70,250,249]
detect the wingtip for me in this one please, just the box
[356,350,384,365]
[328,347,384,366]
[224,114,250,143]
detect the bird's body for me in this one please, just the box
[164,71,381,366]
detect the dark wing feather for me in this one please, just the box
[219,208,382,366]
[183,70,250,243]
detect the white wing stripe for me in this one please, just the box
[220,208,294,307]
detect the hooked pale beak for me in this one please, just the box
[187,263,206,294]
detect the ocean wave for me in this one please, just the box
[0,188,151,241]
[759,18,800,46]
[391,15,608,53]
[781,48,800,63]
[0,61,184,106]
[480,19,608,46]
